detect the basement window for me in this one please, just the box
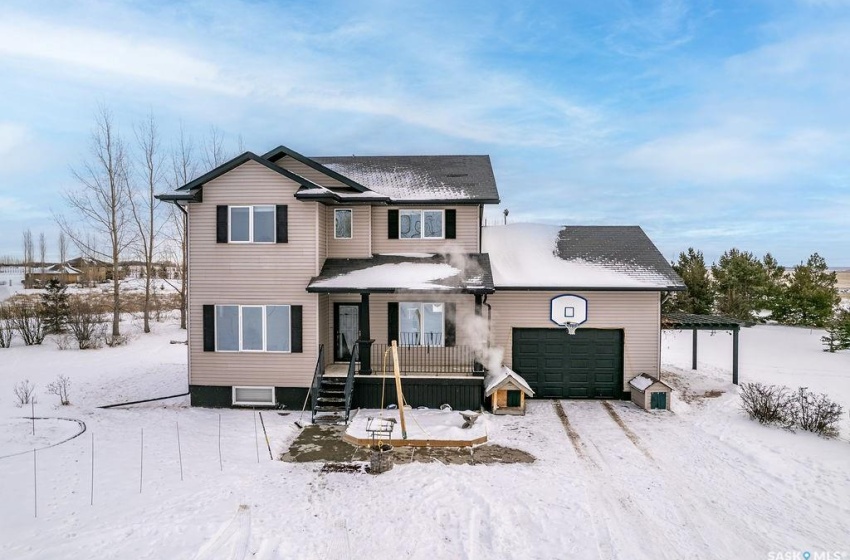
[232,386,276,406]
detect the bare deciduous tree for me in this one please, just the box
[38,232,47,275]
[202,125,228,169]
[130,112,165,334]
[163,124,198,330]
[58,231,68,284]
[22,229,33,287]
[57,105,135,338]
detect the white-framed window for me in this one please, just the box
[334,208,352,239]
[215,304,291,352]
[229,205,275,243]
[400,209,444,239]
[232,386,276,406]
[399,302,445,346]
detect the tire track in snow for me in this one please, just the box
[561,401,712,560]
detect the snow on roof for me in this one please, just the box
[485,366,534,397]
[310,262,460,291]
[313,156,499,202]
[628,374,671,392]
[482,223,684,289]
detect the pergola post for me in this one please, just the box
[732,327,739,385]
[358,292,372,375]
[692,328,698,370]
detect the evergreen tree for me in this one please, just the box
[822,309,850,352]
[775,253,839,327]
[41,279,69,334]
[668,248,715,314]
[712,248,767,322]
[760,253,786,319]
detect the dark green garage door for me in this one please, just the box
[512,328,624,399]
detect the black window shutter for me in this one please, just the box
[276,205,288,243]
[291,305,302,352]
[203,305,215,351]
[388,209,399,239]
[216,206,228,243]
[445,302,456,347]
[445,209,456,239]
[388,302,399,345]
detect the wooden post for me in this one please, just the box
[390,340,407,439]
[692,328,698,370]
[732,328,739,385]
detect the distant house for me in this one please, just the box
[24,263,82,287]
[156,145,685,417]
[65,256,112,285]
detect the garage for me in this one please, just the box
[512,328,624,399]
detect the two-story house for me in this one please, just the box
[158,145,684,419]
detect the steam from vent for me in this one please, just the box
[440,242,504,374]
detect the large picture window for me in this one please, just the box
[399,302,444,346]
[400,210,443,239]
[229,206,276,243]
[215,304,291,352]
[334,208,352,239]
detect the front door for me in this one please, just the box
[334,303,360,361]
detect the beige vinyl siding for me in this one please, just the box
[275,156,348,188]
[188,160,318,388]
[327,206,371,258]
[488,291,661,390]
[372,205,480,254]
[317,204,327,272]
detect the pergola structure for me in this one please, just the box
[661,312,745,384]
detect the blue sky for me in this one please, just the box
[0,0,848,265]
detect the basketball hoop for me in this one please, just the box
[550,295,587,335]
[564,322,579,336]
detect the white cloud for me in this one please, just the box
[0,16,242,96]
[0,196,48,220]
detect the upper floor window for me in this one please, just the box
[230,205,275,243]
[215,304,291,352]
[334,208,352,239]
[400,210,443,239]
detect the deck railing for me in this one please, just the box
[369,343,476,375]
[310,344,324,422]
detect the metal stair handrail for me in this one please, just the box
[344,342,359,422]
[310,344,325,422]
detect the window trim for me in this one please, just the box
[399,209,445,240]
[334,208,353,240]
[214,304,292,353]
[228,205,276,244]
[399,302,446,347]
[232,386,276,407]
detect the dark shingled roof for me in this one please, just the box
[556,226,685,290]
[661,313,744,330]
[311,155,500,204]
[307,254,494,294]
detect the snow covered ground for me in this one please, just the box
[0,319,848,559]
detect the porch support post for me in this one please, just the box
[732,327,739,385]
[358,292,372,375]
[692,328,698,370]
[473,294,485,375]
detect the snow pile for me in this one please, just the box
[345,408,487,442]
[484,366,534,396]
[482,223,668,288]
[628,374,655,392]
[310,262,459,290]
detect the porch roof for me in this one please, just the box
[307,254,495,294]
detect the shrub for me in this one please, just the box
[9,302,46,346]
[739,382,795,427]
[66,299,106,350]
[792,387,843,438]
[46,374,71,406]
[13,380,36,407]
[0,316,13,348]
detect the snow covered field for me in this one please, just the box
[0,319,848,559]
